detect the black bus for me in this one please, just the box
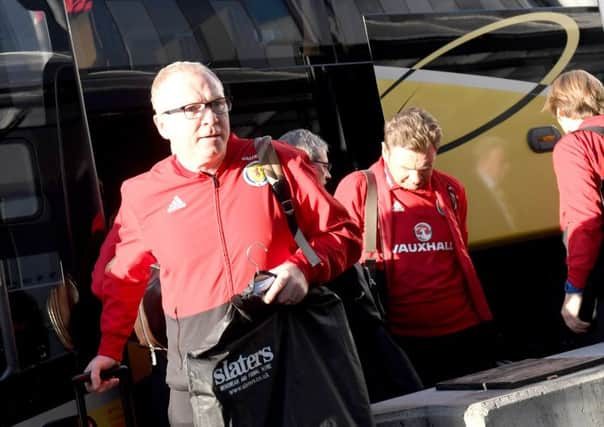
[1,0,603,425]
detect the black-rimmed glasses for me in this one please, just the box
[160,97,231,119]
[313,160,332,172]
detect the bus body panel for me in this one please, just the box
[366,7,604,249]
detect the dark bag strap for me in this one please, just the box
[360,170,379,278]
[576,125,604,136]
[254,136,320,266]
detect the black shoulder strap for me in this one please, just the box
[576,126,604,136]
[254,136,321,267]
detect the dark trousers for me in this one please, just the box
[574,242,604,347]
[151,352,170,427]
[132,351,170,427]
[573,297,604,348]
[393,323,495,388]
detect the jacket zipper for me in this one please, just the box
[212,174,235,294]
[174,306,183,369]
[172,174,235,368]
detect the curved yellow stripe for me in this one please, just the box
[412,12,579,85]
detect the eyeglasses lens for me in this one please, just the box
[183,99,230,118]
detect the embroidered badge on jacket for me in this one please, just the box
[243,160,268,187]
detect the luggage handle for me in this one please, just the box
[72,365,137,427]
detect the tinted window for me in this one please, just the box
[0,1,52,53]
[0,2,102,407]
[68,0,335,71]
[0,142,39,221]
[368,8,604,82]
[325,0,598,61]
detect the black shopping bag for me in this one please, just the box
[328,264,423,402]
[186,287,375,427]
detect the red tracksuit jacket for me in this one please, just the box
[94,134,361,366]
[553,115,604,289]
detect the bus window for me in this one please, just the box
[140,0,208,64]
[68,0,346,72]
[211,0,270,67]
[373,1,598,11]
[209,0,306,67]
[324,0,599,62]
[105,0,166,66]
[0,1,52,53]
[0,142,39,221]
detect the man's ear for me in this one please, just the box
[381,141,389,162]
[153,114,170,140]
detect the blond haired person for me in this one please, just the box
[335,107,494,387]
[544,69,604,340]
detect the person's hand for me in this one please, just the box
[561,293,591,334]
[83,355,120,393]
[262,262,308,305]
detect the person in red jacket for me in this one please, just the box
[335,107,494,387]
[84,61,362,425]
[543,69,604,341]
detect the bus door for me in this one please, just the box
[362,3,604,360]
[0,1,106,425]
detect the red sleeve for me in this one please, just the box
[276,143,362,284]
[65,0,93,14]
[334,171,367,231]
[91,210,122,299]
[553,135,604,288]
[334,171,374,261]
[96,191,155,361]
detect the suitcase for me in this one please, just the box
[71,365,137,427]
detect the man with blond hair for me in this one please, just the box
[84,61,362,425]
[335,106,494,387]
[544,69,604,340]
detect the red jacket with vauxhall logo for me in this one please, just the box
[335,158,492,337]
